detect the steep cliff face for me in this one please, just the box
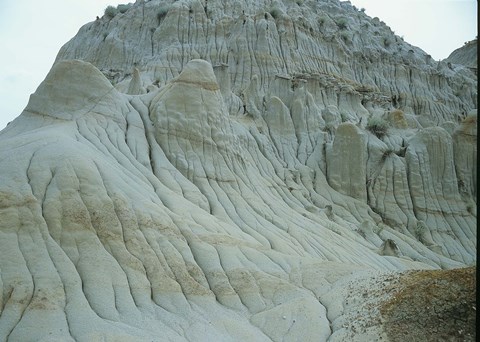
[0,0,476,341]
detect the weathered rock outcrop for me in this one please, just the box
[445,38,477,70]
[0,0,476,341]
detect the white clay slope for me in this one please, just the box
[0,0,476,341]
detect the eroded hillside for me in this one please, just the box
[0,0,476,341]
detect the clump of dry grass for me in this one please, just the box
[366,116,389,139]
[389,109,408,129]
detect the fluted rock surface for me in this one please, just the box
[445,38,477,70]
[0,0,476,341]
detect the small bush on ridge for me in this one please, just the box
[104,5,118,19]
[117,4,132,14]
[157,5,172,21]
[366,117,389,139]
[336,17,348,30]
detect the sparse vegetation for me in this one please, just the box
[117,4,132,14]
[413,220,427,240]
[366,116,389,139]
[465,199,475,214]
[336,17,348,30]
[464,38,477,45]
[383,36,392,48]
[340,31,352,44]
[318,15,327,27]
[381,149,394,162]
[104,5,118,19]
[389,109,408,128]
[157,5,172,22]
[269,7,283,19]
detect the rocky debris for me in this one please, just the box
[0,0,476,341]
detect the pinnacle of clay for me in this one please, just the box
[173,59,220,90]
[25,59,118,121]
[127,67,145,95]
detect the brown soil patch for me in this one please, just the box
[461,115,477,125]
[381,267,476,342]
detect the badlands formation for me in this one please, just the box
[0,0,476,341]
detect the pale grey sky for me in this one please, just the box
[350,0,477,59]
[0,0,477,130]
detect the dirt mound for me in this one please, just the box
[381,267,476,341]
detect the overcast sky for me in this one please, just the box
[0,0,477,130]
